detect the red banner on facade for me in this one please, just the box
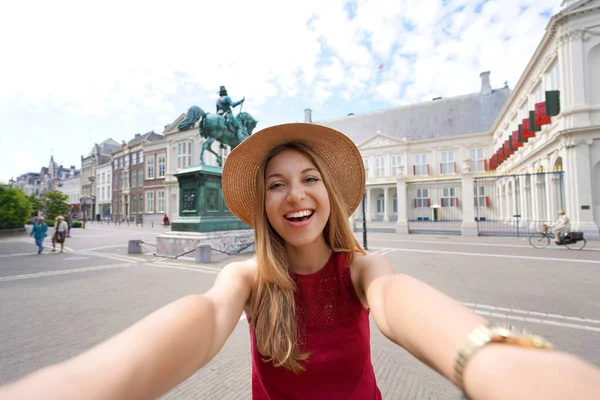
[512,131,523,149]
[534,102,551,126]
[522,118,535,140]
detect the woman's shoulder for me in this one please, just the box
[221,256,257,285]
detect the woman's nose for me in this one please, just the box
[286,182,306,203]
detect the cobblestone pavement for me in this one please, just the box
[1,224,599,399]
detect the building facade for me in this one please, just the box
[142,138,168,224]
[161,115,227,221]
[314,1,600,239]
[13,173,40,196]
[111,131,164,222]
[81,139,120,221]
[96,162,112,219]
[57,173,81,216]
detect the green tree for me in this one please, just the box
[0,186,32,229]
[41,190,69,220]
[27,194,44,216]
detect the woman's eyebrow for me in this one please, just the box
[265,168,319,181]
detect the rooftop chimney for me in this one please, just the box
[304,108,312,123]
[480,71,492,95]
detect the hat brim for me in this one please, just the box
[222,123,365,227]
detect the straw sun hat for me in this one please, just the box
[222,123,365,227]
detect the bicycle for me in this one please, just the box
[528,225,587,250]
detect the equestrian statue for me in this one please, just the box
[178,86,258,167]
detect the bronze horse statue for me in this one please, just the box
[178,106,258,166]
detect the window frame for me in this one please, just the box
[146,191,154,213]
[413,153,429,176]
[147,155,155,179]
[440,151,456,174]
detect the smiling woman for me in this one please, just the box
[1,124,600,400]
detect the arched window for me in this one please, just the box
[588,44,600,105]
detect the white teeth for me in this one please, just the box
[285,210,313,219]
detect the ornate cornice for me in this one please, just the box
[559,28,600,42]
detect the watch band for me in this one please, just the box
[454,324,553,391]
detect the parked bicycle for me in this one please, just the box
[529,225,587,250]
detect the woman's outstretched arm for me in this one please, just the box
[0,259,254,400]
[356,253,600,400]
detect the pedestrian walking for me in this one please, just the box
[162,214,169,227]
[29,217,48,255]
[3,123,600,400]
[51,216,69,253]
[65,212,72,237]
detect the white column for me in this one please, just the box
[461,172,477,236]
[366,188,372,222]
[565,141,599,234]
[545,173,556,223]
[531,175,539,223]
[395,177,408,234]
[383,187,390,222]
[518,176,527,224]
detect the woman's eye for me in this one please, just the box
[305,176,320,183]
[268,182,284,190]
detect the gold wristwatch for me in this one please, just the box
[454,324,553,391]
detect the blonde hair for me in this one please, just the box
[250,142,364,373]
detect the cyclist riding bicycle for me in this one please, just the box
[550,210,570,244]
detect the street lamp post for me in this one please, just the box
[81,196,89,229]
[88,176,96,223]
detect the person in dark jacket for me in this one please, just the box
[30,217,48,255]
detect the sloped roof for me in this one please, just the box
[127,131,164,147]
[317,87,510,144]
[87,138,121,157]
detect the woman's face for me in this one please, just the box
[264,149,330,248]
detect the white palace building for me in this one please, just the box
[315,0,600,239]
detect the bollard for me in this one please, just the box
[128,240,142,254]
[195,244,212,264]
[151,221,154,228]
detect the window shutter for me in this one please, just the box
[427,164,430,175]
[454,162,457,173]
[485,196,490,207]
[511,131,522,150]
[529,110,541,132]
[427,198,431,207]
[414,199,417,208]
[456,198,459,208]
[534,102,552,127]
[440,163,443,173]
[545,90,560,117]
[522,118,535,140]
[413,165,416,175]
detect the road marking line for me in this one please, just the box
[75,251,139,264]
[462,302,600,325]
[148,264,219,275]
[370,247,600,264]
[0,252,39,258]
[81,244,128,251]
[155,262,223,272]
[470,309,600,333]
[0,264,131,282]
[366,238,600,252]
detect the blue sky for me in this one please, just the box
[0,0,562,182]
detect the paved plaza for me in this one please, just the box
[1,223,599,399]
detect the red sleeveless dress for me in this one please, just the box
[248,252,381,399]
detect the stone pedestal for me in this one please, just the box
[156,230,255,258]
[172,164,249,232]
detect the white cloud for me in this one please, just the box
[0,0,564,181]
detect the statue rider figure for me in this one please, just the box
[216,86,246,143]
